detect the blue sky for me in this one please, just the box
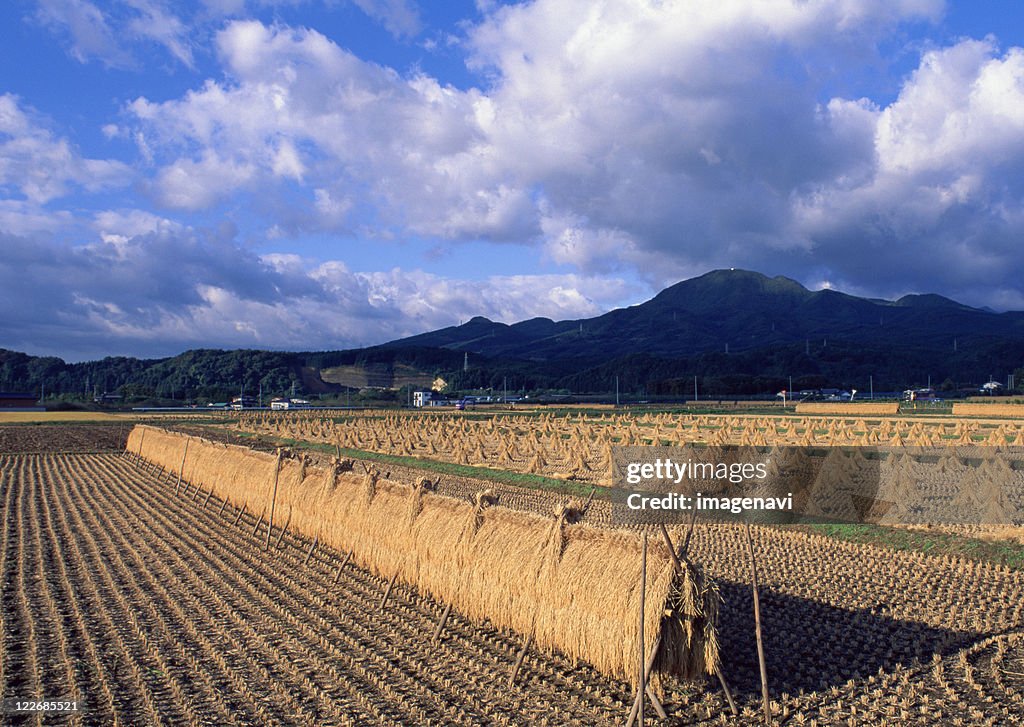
[2,0,1024,361]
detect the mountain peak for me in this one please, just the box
[650,269,811,314]
[895,293,973,311]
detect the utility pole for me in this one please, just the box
[693,375,698,402]
[615,376,620,407]
[870,375,874,400]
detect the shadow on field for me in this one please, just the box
[711,579,977,700]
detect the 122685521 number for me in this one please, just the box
[3,699,80,713]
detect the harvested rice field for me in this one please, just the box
[2,417,1024,725]
[0,450,647,726]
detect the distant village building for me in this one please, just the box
[413,391,449,407]
[231,395,260,410]
[270,397,310,410]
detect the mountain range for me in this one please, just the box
[3,269,1023,402]
[387,269,1023,360]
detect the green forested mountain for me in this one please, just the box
[3,269,1023,402]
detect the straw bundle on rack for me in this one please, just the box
[126,425,718,684]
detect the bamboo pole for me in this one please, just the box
[626,634,666,727]
[303,535,319,566]
[508,633,533,687]
[431,603,452,644]
[233,503,246,526]
[715,668,739,717]
[637,532,647,726]
[202,489,213,508]
[134,427,146,465]
[265,451,282,550]
[275,506,292,549]
[679,501,698,557]
[581,486,597,516]
[251,509,265,538]
[174,437,190,496]
[745,522,772,724]
[334,551,352,584]
[379,572,399,611]
[218,497,228,516]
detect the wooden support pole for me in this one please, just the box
[581,486,597,517]
[626,635,666,727]
[659,523,683,571]
[431,603,452,644]
[333,551,352,584]
[134,428,146,465]
[233,503,247,526]
[174,437,190,495]
[508,632,533,687]
[274,506,291,549]
[680,501,698,558]
[218,498,228,516]
[647,681,667,719]
[637,532,647,726]
[192,481,201,500]
[266,451,282,551]
[303,535,319,566]
[274,509,290,548]
[202,489,213,508]
[745,522,772,724]
[716,666,739,717]
[251,509,264,538]
[379,572,398,611]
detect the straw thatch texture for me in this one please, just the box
[126,425,717,684]
[952,403,1024,418]
[795,402,899,415]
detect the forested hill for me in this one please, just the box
[387,269,1024,360]
[0,347,467,404]
[3,269,1024,402]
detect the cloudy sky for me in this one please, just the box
[2,0,1024,360]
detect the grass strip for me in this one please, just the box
[226,429,600,498]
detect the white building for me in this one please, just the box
[270,397,311,410]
